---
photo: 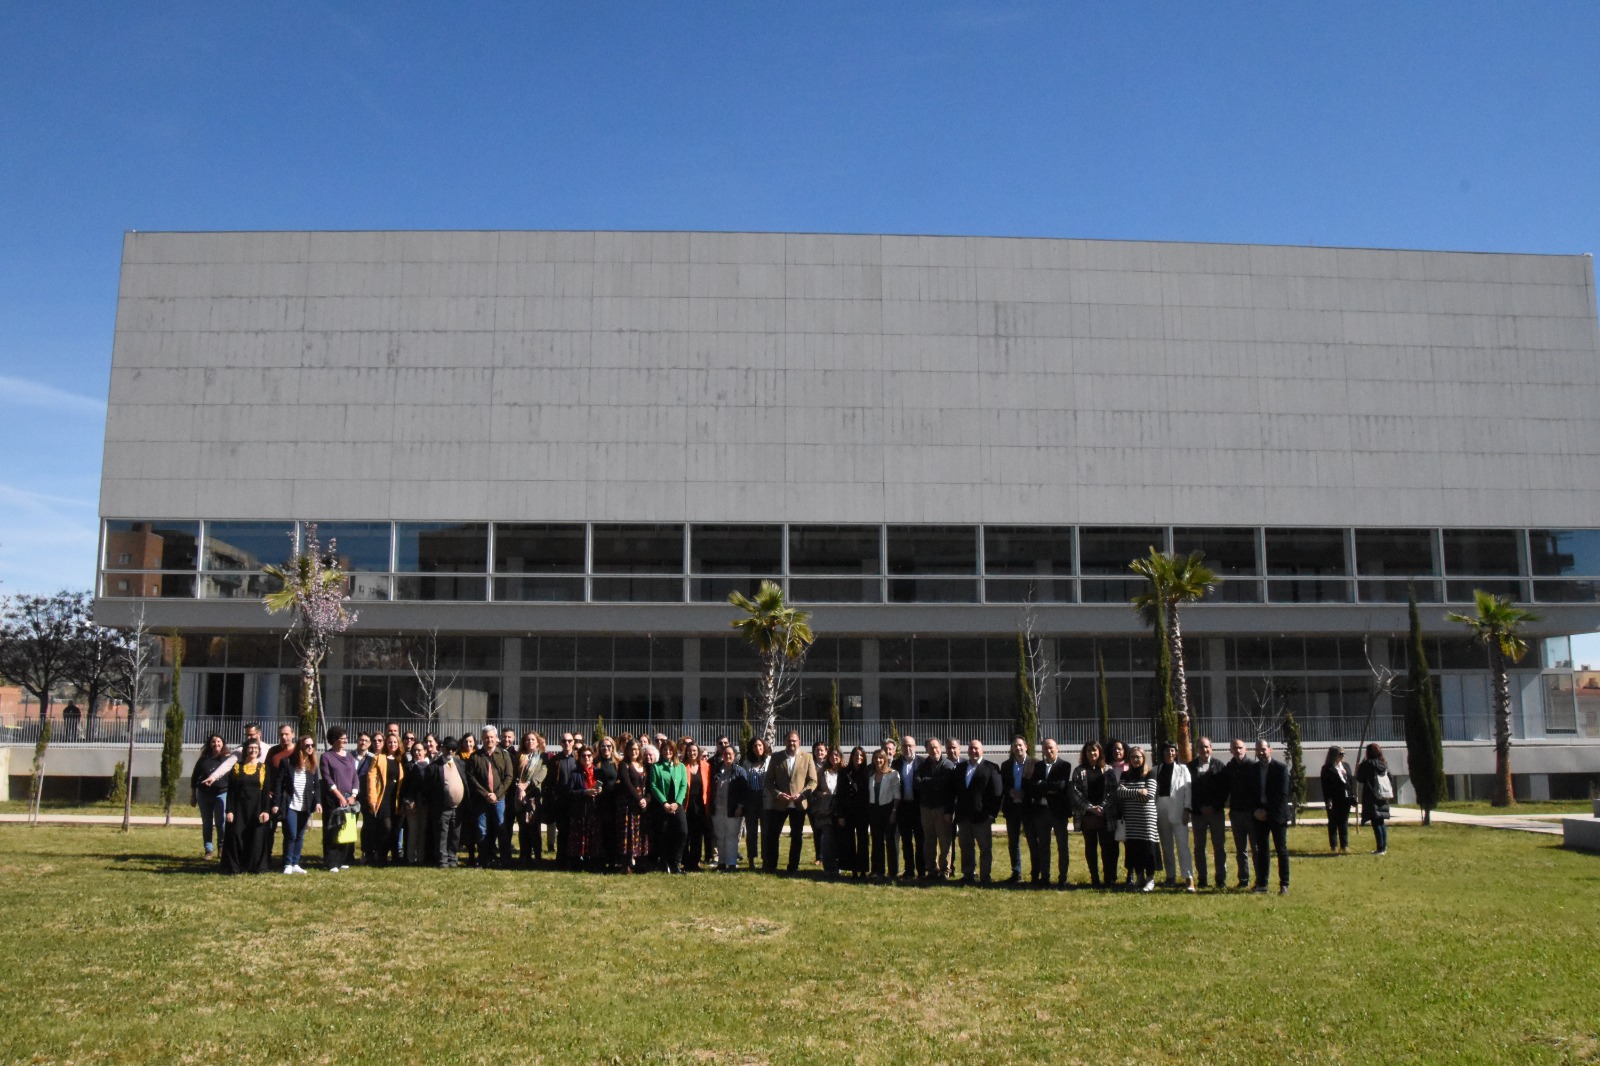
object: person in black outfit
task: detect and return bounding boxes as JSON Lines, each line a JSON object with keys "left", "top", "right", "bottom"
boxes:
{"left": 1070, "top": 741, "right": 1116, "bottom": 889}
{"left": 998, "top": 736, "right": 1035, "bottom": 884}
{"left": 1026, "top": 737, "right": 1073, "bottom": 886}
{"left": 1224, "top": 737, "right": 1258, "bottom": 889}
{"left": 545, "top": 732, "right": 578, "bottom": 868}
{"left": 836, "top": 747, "right": 872, "bottom": 878}
{"left": 1188, "top": 735, "right": 1230, "bottom": 889}
{"left": 1249, "top": 738, "right": 1292, "bottom": 895}
{"left": 1321, "top": 745, "right": 1357, "bottom": 853}
{"left": 953, "top": 740, "right": 1003, "bottom": 883}
{"left": 889, "top": 737, "right": 922, "bottom": 881}
{"left": 593, "top": 736, "right": 621, "bottom": 871}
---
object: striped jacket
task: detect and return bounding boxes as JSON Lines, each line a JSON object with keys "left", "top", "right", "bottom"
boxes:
{"left": 1115, "top": 771, "right": 1159, "bottom": 843}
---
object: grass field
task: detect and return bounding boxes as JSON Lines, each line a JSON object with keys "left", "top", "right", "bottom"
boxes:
{"left": 1, "top": 822, "right": 1597, "bottom": 1065}
{"left": 1423, "top": 800, "right": 1596, "bottom": 817}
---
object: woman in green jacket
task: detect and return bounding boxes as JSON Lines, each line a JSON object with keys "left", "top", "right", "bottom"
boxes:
{"left": 648, "top": 739, "right": 690, "bottom": 874}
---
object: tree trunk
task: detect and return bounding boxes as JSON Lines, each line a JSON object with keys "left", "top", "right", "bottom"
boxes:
{"left": 122, "top": 700, "right": 137, "bottom": 832}
{"left": 1491, "top": 645, "right": 1515, "bottom": 807}
{"left": 1169, "top": 608, "right": 1193, "bottom": 762}
{"left": 759, "top": 654, "right": 779, "bottom": 749}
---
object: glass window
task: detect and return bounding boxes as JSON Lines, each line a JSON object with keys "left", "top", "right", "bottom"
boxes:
{"left": 690, "top": 525, "right": 782, "bottom": 574}
{"left": 1231, "top": 638, "right": 1272, "bottom": 672}
{"left": 461, "top": 637, "right": 502, "bottom": 672}
{"left": 879, "top": 638, "right": 913, "bottom": 673}
{"left": 651, "top": 637, "right": 684, "bottom": 672}
{"left": 1442, "top": 529, "right": 1522, "bottom": 576}
{"left": 1079, "top": 578, "right": 1143, "bottom": 603}
{"left": 1359, "top": 579, "right": 1442, "bottom": 603}
{"left": 591, "top": 524, "right": 683, "bottom": 574}
{"left": 226, "top": 635, "right": 282, "bottom": 670}
{"left": 396, "top": 522, "right": 488, "bottom": 572}
{"left": 1533, "top": 580, "right": 1600, "bottom": 604}
{"left": 692, "top": 576, "right": 778, "bottom": 603}
{"left": 888, "top": 578, "right": 979, "bottom": 603}
{"left": 887, "top": 525, "right": 977, "bottom": 575}
{"left": 532, "top": 675, "right": 575, "bottom": 718}
{"left": 1529, "top": 530, "right": 1600, "bottom": 577}
{"left": 1172, "top": 527, "right": 1258, "bottom": 575}
{"left": 1544, "top": 674, "right": 1577, "bottom": 734}
{"left": 613, "top": 637, "right": 652, "bottom": 672}
{"left": 103, "top": 520, "right": 199, "bottom": 571}
{"left": 788, "top": 525, "right": 880, "bottom": 575}
{"left": 983, "top": 526, "right": 1072, "bottom": 575}
{"left": 576, "top": 638, "right": 612, "bottom": 672}
{"left": 985, "top": 578, "right": 1074, "bottom": 603}
{"left": 1265, "top": 529, "right": 1347, "bottom": 576}
{"left": 494, "top": 523, "right": 584, "bottom": 574}
{"left": 392, "top": 575, "right": 486, "bottom": 601}
{"left": 201, "top": 572, "right": 284, "bottom": 599}
{"left": 1267, "top": 578, "right": 1352, "bottom": 603}
{"left": 1355, "top": 529, "right": 1436, "bottom": 577}
{"left": 203, "top": 521, "right": 296, "bottom": 572}
{"left": 1446, "top": 579, "right": 1522, "bottom": 603}
{"left": 788, "top": 578, "right": 881, "bottom": 603}
{"left": 949, "top": 638, "right": 987, "bottom": 673}
{"left": 494, "top": 576, "right": 585, "bottom": 602}
{"left": 912, "top": 639, "right": 950, "bottom": 673}
{"left": 537, "top": 636, "right": 577, "bottom": 673}
{"left": 1079, "top": 527, "right": 1166, "bottom": 575}
{"left": 590, "top": 576, "right": 683, "bottom": 602}
{"left": 304, "top": 522, "right": 391, "bottom": 572}
{"left": 102, "top": 573, "right": 194, "bottom": 598}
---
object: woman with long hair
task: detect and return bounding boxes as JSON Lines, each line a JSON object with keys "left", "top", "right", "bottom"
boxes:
{"left": 222, "top": 737, "right": 273, "bottom": 875}
{"left": 1357, "top": 742, "right": 1394, "bottom": 856}
{"left": 566, "top": 745, "right": 604, "bottom": 870}
{"left": 650, "top": 739, "right": 689, "bottom": 874}
{"left": 190, "top": 732, "right": 231, "bottom": 860}
{"left": 740, "top": 736, "right": 770, "bottom": 872}
{"left": 1321, "top": 745, "right": 1356, "bottom": 854}
{"left": 617, "top": 738, "right": 650, "bottom": 874}
{"left": 1115, "top": 746, "right": 1160, "bottom": 891}
{"left": 271, "top": 735, "right": 321, "bottom": 875}
{"left": 1071, "top": 740, "right": 1116, "bottom": 889}
{"left": 867, "top": 748, "right": 900, "bottom": 880}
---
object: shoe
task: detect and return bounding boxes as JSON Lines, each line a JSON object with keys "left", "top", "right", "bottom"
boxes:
{"left": 328, "top": 867, "right": 341, "bottom": 874}
{"left": 1141, "top": 880, "right": 1155, "bottom": 893}
{"left": 1250, "top": 886, "right": 1268, "bottom": 894}
{"left": 1279, "top": 886, "right": 1289, "bottom": 895}
{"left": 1185, "top": 881, "right": 1197, "bottom": 894}
{"left": 340, "top": 865, "right": 351, "bottom": 871}
{"left": 1162, "top": 878, "right": 1177, "bottom": 887}
{"left": 1375, "top": 850, "right": 1387, "bottom": 856}
{"left": 203, "top": 848, "right": 213, "bottom": 858}
{"left": 282, "top": 865, "right": 294, "bottom": 875}
{"left": 292, "top": 865, "right": 307, "bottom": 874}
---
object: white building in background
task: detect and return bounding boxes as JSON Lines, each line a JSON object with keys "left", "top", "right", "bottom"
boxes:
{"left": 85, "top": 230, "right": 1600, "bottom": 800}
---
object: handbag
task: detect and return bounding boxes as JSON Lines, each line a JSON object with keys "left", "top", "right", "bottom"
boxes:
{"left": 336, "top": 806, "right": 360, "bottom": 845}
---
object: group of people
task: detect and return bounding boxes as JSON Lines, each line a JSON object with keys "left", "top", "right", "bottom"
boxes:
{"left": 189, "top": 720, "right": 1397, "bottom": 892}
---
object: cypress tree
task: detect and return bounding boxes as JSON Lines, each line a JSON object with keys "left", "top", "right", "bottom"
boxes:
{"left": 1013, "top": 633, "right": 1038, "bottom": 755}
{"left": 159, "top": 635, "right": 185, "bottom": 826}
{"left": 827, "top": 679, "right": 842, "bottom": 753}
{"left": 1096, "top": 646, "right": 1112, "bottom": 748}
{"left": 1284, "top": 709, "right": 1307, "bottom": 823}
{"left": 886, "top": 718, "right": 900, "bottom": 750}
{"left": 1404, "top": 591, "right": 1446, "bottom": 824}
{"left": 109, "top": 761, "right": 128, "bottom": 809}
{"left": 592, "top": 714, "right": 607, "bottom": 748}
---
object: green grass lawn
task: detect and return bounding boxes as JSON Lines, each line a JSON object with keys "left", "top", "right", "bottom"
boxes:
{"left": 1414, "top": 800, "right": 1597, "bottom": 817}
{"left": 0, "top": 800, "right": 173, "bottom": 817}
{"left": 1, "top": 824, "right": 1597, "bottom": 1065}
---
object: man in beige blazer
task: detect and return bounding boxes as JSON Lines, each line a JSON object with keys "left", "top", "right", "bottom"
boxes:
{"left": 762, "top": 730, "right": 818, "bottom": 874}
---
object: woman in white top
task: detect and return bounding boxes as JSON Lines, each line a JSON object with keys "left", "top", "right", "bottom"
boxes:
{"left": 271, "top": 736, "right": 322, "bottom": 874}
{"left": 1155, "top": 742, "right": 1195, "bottom": 892}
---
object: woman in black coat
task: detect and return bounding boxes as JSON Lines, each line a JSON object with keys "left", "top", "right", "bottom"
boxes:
{"left": 222, "top": 738, "right": 273, "bottom": 875}
{"left": 1320, "top": 745, "right": 1357, "bottom": 854}
{"left": 1357, "top": 743, "right": 1394, "bottom": 856}
{"left": 834, "top": 746, "right": 871, "bottom": 879}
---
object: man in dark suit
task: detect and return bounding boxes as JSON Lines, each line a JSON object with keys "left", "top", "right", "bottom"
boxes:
{"left": 1188, "top": 736, "right": 1229, "bottom": 890}
{"left": 914, "top": 738, "right": 956, "bottom": 880}
{"left": 998, "top": 735, "right": 1035, "bottom": 884}
{"left": 1224, "top": 737, "right": 1257, "bottom": 889}
{"left": 1249, "top": 738, "right": 1292, "bottom": 895}
{"left": 953, "top": 739, "right": 1003, "bottom": 883}
{"left": 890, "top": 735, "right": 922, "bottom": 881}
{"left": 1026, "top": 737, "right": 1073, "bottom": 886}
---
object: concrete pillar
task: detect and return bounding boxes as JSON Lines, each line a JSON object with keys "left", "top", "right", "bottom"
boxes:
{"left": 502, "top": 638, "right": 521, "bottom": 719}
{"left": 0, "top": 746, "right": 9, "bottom": 801}
{"left": 861, "top": 639, "right": 880, "bottom": 739}
{"left": 1206, "top": 638, "right": 1227, "bottom": 732}
{"left": 682, "top": 638, "right": 701, "bottom": 731}
{"left": 1529, "top": 773, "right": 1552, "bottom": 801}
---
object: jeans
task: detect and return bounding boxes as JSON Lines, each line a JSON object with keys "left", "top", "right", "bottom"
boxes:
{"left": 956, "top": 817, "right": 994, "bottom": 881}
{"left": 1371, "top": 817, "right": 1388, "bottom": 852}
{"left": 434, "top": 805, "right": 460, "bottom": 867}
{"left": 1230, "top": 811, "right": 1255, "bottom": 886}
{"left": 476, "top": 798, "right": 506, "bottom": 866}
{"left": 282, "top": 807, "right": 313, "bottom": 868}
{"left": 1003, "top": 809, "right": 1029, "bottom": 877}
{"left": 1192, "top": 808, "right": 1228, "bottom": 886}
{"left": 200, "top": 794, "right": 227, "bottom": 853}
{"left": 1251, "top": 820, "right": 1290, "bottom": 888}
{"left": 741, "top": 806, "right": 763, "bottom": 868}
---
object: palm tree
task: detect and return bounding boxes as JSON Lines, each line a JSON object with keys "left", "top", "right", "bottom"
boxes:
{"left": 1447, "top": 589, "right": 1538, "bottom": 808}
{"left": 728, "top": 580, "right": 815, "bottom": 747}
{"left": 1131, "top": 548, "right": 1219, "bottom": 763}
{"left": 263, "top": 524, "right": 357, "bottom": 739}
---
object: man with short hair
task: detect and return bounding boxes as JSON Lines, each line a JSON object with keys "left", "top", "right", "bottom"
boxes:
{"left": 1188, "top": 736, "right": 1229, "bottom": 889}
{"left": 354, "top": 732, "right": 375, "bottom": 783}
{"left": 1250, "top": 738, "right": 1292, "bottom": 895}
{"left": 1225, "top": 737, "right": 1257, "bottom": 889}
{"left": 545, "top": 732, "right": 578, "bottom": 866}
{"left": 914, "top": 738, "right": 956, "bottom": 880}
{"left": 427, "top": 735, "right": 468, "bottom": 868}
{"left": 467, "top": 726, "right": 514, "bottom": 868}
{"left": 1026, "top": 737, "right": 1072, "bottom": 886}
{"left": 264, "top": 723, "right": 297, "bottom": 864}
{"left": 999, "top": 735, "right": 1036, "bottom": 884}
{"left": 237, "top": 722, "right": 264, "bottom": 759}
{"left": 953, "top": 739, "right": 1003, "bottom": 884}
{"left": 762, "top": 731, "right": 817, "bottom": 873}
{"left": 890, "top": 735, "right": 922, "bottom": 880}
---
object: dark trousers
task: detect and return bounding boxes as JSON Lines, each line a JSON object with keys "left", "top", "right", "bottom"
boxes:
{"left": 1082, "top": 827, "right": 1115, "bottom": 886}
{"left": 896, "top": 801, "right": 922, "bottom": 877}
{"left": 518, "top": 806, "right": 542, "bottom": 863}
{"left": 1029, "top": 810, "right": 1071, "bottom": 882}
{"left": 1003, "top": 809, "right": 1029, "bottom": 877}
{"left": 809, "top": 809, "right": 836, "bottom": 873}
{"left": 1192, "top": 808, "right": 1228, "bottom": 887}
{"left": 742, "top": 806, "right": 763, "bottom": 868}
{"left": 322, "top": 808, "right": 356, "bottom": 870}
{"left": 659, "top": 805, "right": 688, "bottom": 870}
{"left": 845, "top": 818, "right": 869, "bottom": 876}
{"left": 476, "top": 799, "right": 506, "bottom": 867}
{"left": 1126, "top": 838, "right": 1158, "bottom": 882}
{"left": 363, "top": 809, "right": 400, "bottom": 865}
{"left": 1251, "top": 820, "right": 1290, "bottom": 888}
{"left": 1229, "top": 811, "right": 1255, "bottom": 886}
{"left": 762, "top": 808, "right": 805, "bottom": 872}
{"left": 685, "top": 806, "right": 711, "bottom": 870}
{"left": 1327, "top": 802, "right": 1352, "bottom": 850}
{"left": 434, "top": 806, "right": 460, "bottom": 867}
{"left": 868, "top": 806, "right": 899, "bottom": 877}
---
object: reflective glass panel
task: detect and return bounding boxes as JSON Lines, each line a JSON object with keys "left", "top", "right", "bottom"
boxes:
{"left": 204, "top": 521, "right": 296, "bottom": 572}
{"left": 788, "top": 525, "right": 880, "bottom": 574}
{"left": 201, "top": 572, "right": 284, "bottom": 599}
{"left": 887, "top": 525, "right": 977, "bottom": 575}
{"left": 1533, "top": 580, "right": 1600, "bottom": 603}
{"left": 1355, "top": 529, "right": 1436, "bottom": 577}
{"left": 888, "top": 578, "right": 979, "bottom": 603}
{"left": 392, "top": 575, "right": 486, "bottom": 601}
{"left": 494, "top": 523, "right": 584, "bottom": 574}
{"left": 691, "top": 576, "right": 780, "bottom": 603}
{"left": 591, "top": 524, "right": 683, "bottom": 574}
{"left": 396, "top": 522, "right": 488, "bottom": 572}
{"left": 690, "top": 525, "right": 782, "bottom": 574}
{"left": 305, "top": 521, "right": 391, "bottom": 572}
{"left": 1267, "top": 578, "right": 1353, "bottom": 603}
{"left": 590, "top": 576, "right": 683, "bottom": 602}
{"left": 1446, "top": 579, "right": 1522, "bottom": 602}
{"left": 1171, "top": 527, "right": 1258, "bottom": 575}
{"left": 983, "top": 526, "right": 1072, "bottom": 575}
{"left": 1528, "top": 529, "right": 1600, "bottom": 577}
{"left": 1265, "top": 528, "right": 1347, "bottom": 575}
{"left": 104, "top": 520, "right": 199, "bottom": 571}
{"left": 788, "top": 578, "right": 881, "bottom": 603}
{"left": 494, "top": 576, "right": 585, "bottom": 602}
{"left": 1442, "top": 529, "right": 1522, "bottom": 576}
{"left": 1079, "top": 527, "right": 1165, "bottom": 575}
{"left": 1079, "top": 578, "right": 1143, "bottom": 603}
{"left": 984, "top": 578, "right": 1073, "bottom": 603}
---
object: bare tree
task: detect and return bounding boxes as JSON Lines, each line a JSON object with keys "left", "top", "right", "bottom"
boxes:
{"left": 401, "top": 629, "right": 460, "bottom": 728}
{"left": 1017, "top": 602, "right": 1065, "bottom": 752}
{"left": 114, "top": 609, "right": 158, "bottom": 832}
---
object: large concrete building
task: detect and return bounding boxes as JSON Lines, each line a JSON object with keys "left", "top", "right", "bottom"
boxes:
{"left": 88, "top": 230, "right": 1600, "bottom": 798}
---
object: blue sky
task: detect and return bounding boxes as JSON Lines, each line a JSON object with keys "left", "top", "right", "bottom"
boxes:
{"left": 3, "top": 2, "right": 1599, "bottom": 645}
